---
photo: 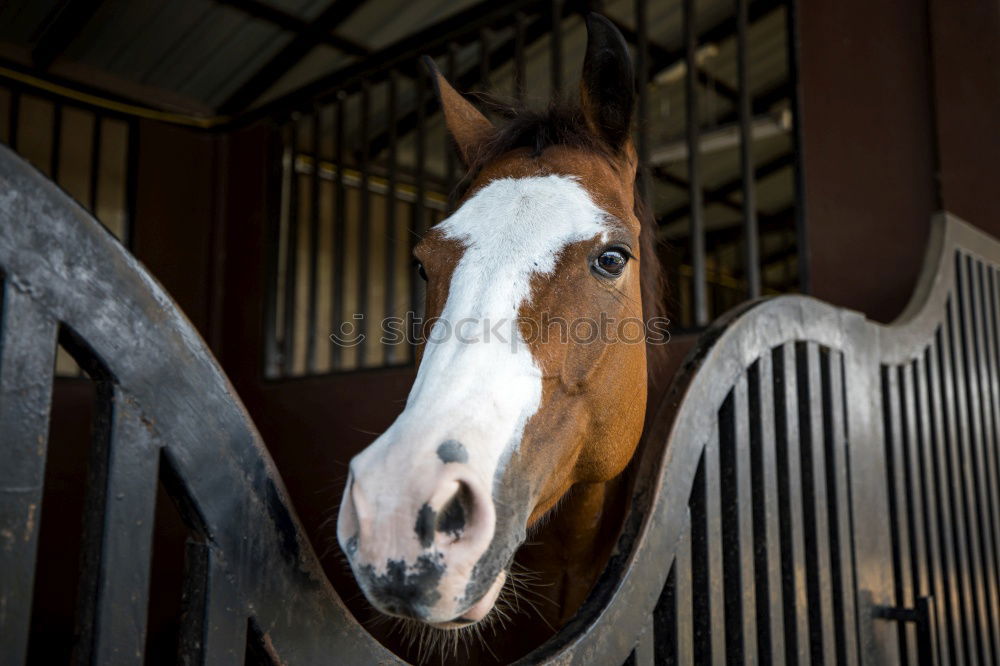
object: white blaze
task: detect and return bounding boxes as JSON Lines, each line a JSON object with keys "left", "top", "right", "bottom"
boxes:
{"left": 346, "top": 174, "right": 610, "bottom": 599}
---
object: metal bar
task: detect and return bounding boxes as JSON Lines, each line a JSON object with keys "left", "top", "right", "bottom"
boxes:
{"left": 479, "top": 28, "right": 491, "bottom": 89}
{"left": 0, "top": 287, "right": 57, "bottom": 665}
{"left": 550, "top": 0, "right": 563, "bottom": 95}
{"left": 385, "top": 72, "right": 399, "bottom": 364}
{"left": 215, "top": 0, "right": 368, "bottom": 55}
{"left": 798, "top": 342, "right": 835, "bottom": 665}
{"left": 88, "top": 112, "right": 102, "bottom": 212}
{"left": 957, "top": 254, "right": 1000, "bottom": 661}
{"left": 305, "top": 108, "right": 321, "bottom": 373}
{"left": 358, "top": 82, "right": 372, "bottom": 367}
{"left": 124, "top": 118, "right": 139, "bottom": 248}
{"left": 6, "top": 88, "right": 20, "bottom": 150}
{"left": 773, "top": 343, "right": 810, "bottom": 663}
{"left": 410, "top": 69, "right": 428, "bottom": 362}
{"left": 50, "top": 102, "right": 63, "bottom": 180}
{"left": 331, "top": 97, "right": 346, "bottom": 369}
{"left": 281, "top": 118, "right": 300, "bottom": 376}
{"left": 683, "top": 0, "right": 707, "bottom": 327}
{"left": 635, "top": 0, "right": 652, "bottom": 203}
{"left": 176, "top": 541, "right": 247, "bottom": 665}
{"left": 514, "top": 12, "right": 527, "bottom": 101}
{"left": 736, "top": 0, "right": 760, "bottom": 298}
{"left": 654, "top": 558, "right": 678, "bottom": 664}
{"left": 942, "top": 302, "right": 984, "bottom": 665}
{"left": 826, "top": 351, "right": 860, "bottom": 666}
{"left": 676, "top": 511, "right": 694, "bottom": 664}
{"left": 657, "top": 153, "right": 794, "bottom": 228}
{"left": 720, "top": 376, "right": 757, "bottom": 663}
{"left": 218, "top": 0, "right": 369, "bottom": 114}
{"left": 77, "top": 388, "right": 160, "bottom": 664}
{"left": 263, "top": 127, "right": 284, "bottom": 378}
{"left": 915, "top": 352, "right": 952, "bottom": 666}
{"left": 979, "top": 261, "right": 1000, "bottom": 624}
{"left": 883, "top": 364, "right": 915, "bottom": 662}
{"left": 901, "top": 363, "right": 926, "bottom": 663}
{"left": 784, "top": 0, "right": 809, "bottom": 292}
{"left": 690, "top": 429, "right": 724, "bottom": 665}
{"left": 749, "top": 356, "right": 786, "bottom": 665}
{"left": 445, "top": 44, "right": 458, "bottom": 207}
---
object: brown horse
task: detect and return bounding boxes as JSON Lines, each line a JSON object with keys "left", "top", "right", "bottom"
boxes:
{"left": 337, "top": 14, "right": 667, "bottom": 662}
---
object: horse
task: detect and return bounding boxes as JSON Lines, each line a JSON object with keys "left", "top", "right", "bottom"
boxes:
{"left": 336, "top": 14, "right": 668, "bottom": 662}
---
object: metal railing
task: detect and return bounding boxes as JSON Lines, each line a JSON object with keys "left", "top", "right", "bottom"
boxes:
{"left": 264, "top": 0, "right": 806, "bottom": 378}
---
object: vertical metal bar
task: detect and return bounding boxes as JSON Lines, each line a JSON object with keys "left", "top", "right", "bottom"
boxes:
{"left": 720, "top": 376, "right": 758, "bottom": 663}
{"left": 654, "top": 560, "right": 678, "bottom": 664}
{"left": 956, "top": 255, "right": 1000, "bottom": 661}
{"left": 6, "top": 88, "right": 19, "bottom": 150}
{"left": 915, "top": 353, "right": 951, "bottom": 666}
{"left": 784, "top": 0, "right": 810, "bottom": 293}
{"left": 263, "top": 127, "right": 285, "bottom": 379}
{"left": 676, "top": 511, "right": 694, "bottom": 664}
{"left": 691, "top": 428, "right": 725, "bottom": 666}
{"left": 773, "top": 343, "right": 810, "bottom": 663}
{"left": 281, "top": 118, "right": 300, "bottom": 377}
{"left": 331, "top": 96, "right": 346, "bottom": 369}
{"left": 89, "top": 112, "right": 103, "bottom": 213}
{"left": 0, "top": 287, "right": 57, "bottom": 665}
{"left": 305, "top": 108, "right": 322, "bottom": 374}
{"left": 750, "top": 356, "right": 786, "bottom": 665}
{"left": 479, "top": 28, "right": 491, "bottom": 89}
{"left": 358, "top": 82, "right": 372, "bottom": 368}
{"left": 124, "top": 119, "right": 139, "bottom": 249}
{"left": 737, "top": 0, "right": 760, "bottom": 298}
{"left": 900, "top": 363, "right": 925, "bottom": 663}
{"left": 798, "top": 342, "right": 836, "bottom": 665}
{"left": 385, "top": 72, "right": 399, "bottom": 364}
{"left": 77, "top": 389, "right": 160, "bottom": 664}
{"left": 941, "top": 303, "right": 984, "bottom": 666}
{"left": 883, "top": 364, "right": 915, "bottom": 662}
{"left": 684, "top": 0, "right": 707, "bottom": 327}
{"left": 411, "top": 68, "right": 428, "bottom": 358}
{"left": 50, "top": 102, "right": 63, "bottom": 180}
{"left": 635, "top": 0, "right": 652, "bottom": 202}
{"left": 445, "top": 44, "right": 458, "bottom": 207}
{"left": 550, "top": 0, "right": 563, "bottom": 95}
{"left": 827, "top": 351, "right": 860, "bottom": 666}
{"left": 177, "top": 541, "right": 247, "bottom": 665}
{"left": 514, "top": 12, "right": 527, "bottom": 101}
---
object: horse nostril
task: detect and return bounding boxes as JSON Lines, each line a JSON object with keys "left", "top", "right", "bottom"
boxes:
{"left": 436, "top": 481, "right": 471, "bottom": 541}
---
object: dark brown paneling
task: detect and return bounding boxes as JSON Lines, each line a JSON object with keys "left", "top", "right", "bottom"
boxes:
{"left": 131, "top": 121, "right": 219, "bottom": 337}
{"left": 797, "top": 0, "right": 936, "bottom": 323}
{"left": 928, "top": 0, "right": 1000, "bottom": 238}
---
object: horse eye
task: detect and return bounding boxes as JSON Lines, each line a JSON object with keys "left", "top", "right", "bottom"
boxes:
{"left": 594, "top": 250, "right": 628, "bottom": 277}
{"left": 416, "top": 262, "right": 428, "bottom": 281}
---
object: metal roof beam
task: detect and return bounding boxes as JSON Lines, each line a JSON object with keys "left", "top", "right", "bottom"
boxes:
{"left": 216, "top": 0, "right": 368, "bottom": 56}
{"left": 218, "top": 0, "right": 370, "bottom": 115}
{"left": 31, "top": 0, "right": 104, "bottom": 70}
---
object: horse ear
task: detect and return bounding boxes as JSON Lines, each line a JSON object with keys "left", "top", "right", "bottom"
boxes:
{"left": 580, "top": 13, "right": 635, "bottom": 151}
{"left": 422, "top": 55, "right": 494, "bottom": 166}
